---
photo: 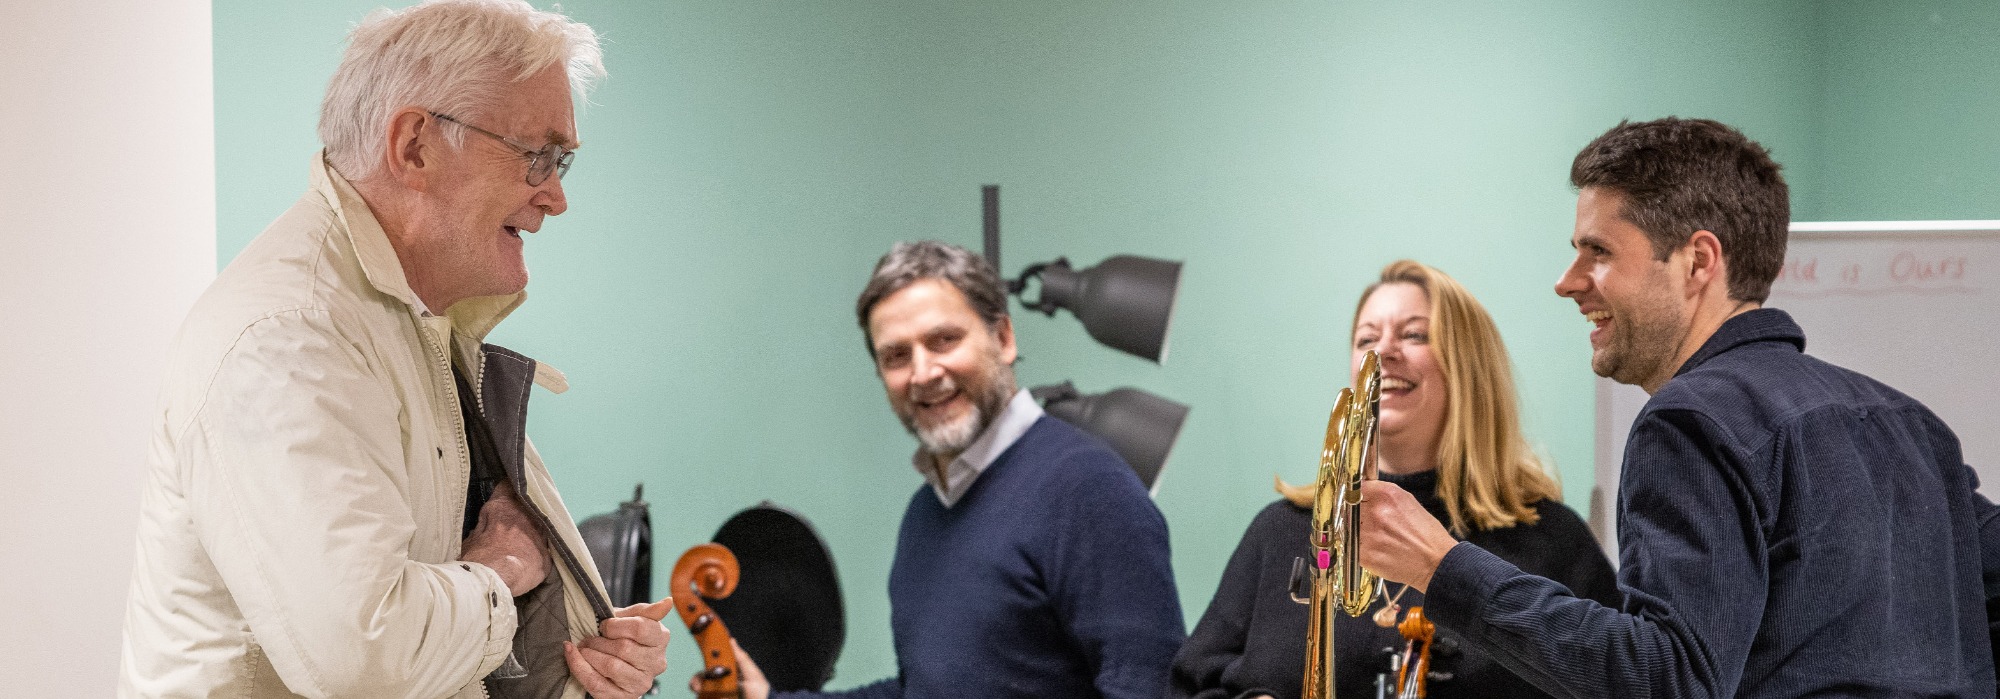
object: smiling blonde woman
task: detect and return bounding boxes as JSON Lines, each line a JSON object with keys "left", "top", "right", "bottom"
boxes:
{"left": 1169, "top": 260, "right": 1617, "bottom": 699}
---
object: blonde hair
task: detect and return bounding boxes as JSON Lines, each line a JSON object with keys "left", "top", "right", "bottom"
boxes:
{"left": 319, "top": 0, "right": 606, "bottom": 180}
{"left": 1280, "top": 260, "right": 1560, "bottom": 534}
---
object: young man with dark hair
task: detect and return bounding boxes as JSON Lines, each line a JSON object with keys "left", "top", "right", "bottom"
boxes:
{"left": 1356, "top": 117, "right": 2000, "bottom": 697}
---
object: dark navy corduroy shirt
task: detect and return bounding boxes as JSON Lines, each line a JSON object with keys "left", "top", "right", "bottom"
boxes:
{"left": 779, "top": 416, "right": 1185, "bottom": 699}
{"left": 1427, "top": 308, "right": 2000, "bottom": 698}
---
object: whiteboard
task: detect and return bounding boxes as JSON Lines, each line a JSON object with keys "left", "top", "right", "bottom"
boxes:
{"left": 1588, "top": 221, "right": 2000, "bottom": 554}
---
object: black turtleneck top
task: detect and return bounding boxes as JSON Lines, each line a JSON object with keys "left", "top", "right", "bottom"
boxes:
{"left": 1169, "top": 469, "right": 1618, "bottom": 699}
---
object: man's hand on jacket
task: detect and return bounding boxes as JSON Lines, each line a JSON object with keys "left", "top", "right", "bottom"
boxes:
{"left": 565, "top": 601, "right": 673, "bottom": 699}
{"left": 459, "top": 482, "right": 551, "bottom": 596}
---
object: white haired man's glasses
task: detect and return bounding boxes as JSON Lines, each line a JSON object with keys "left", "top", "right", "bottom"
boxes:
{"left": 428, "top": 111, "right": 574, "bottom": 187}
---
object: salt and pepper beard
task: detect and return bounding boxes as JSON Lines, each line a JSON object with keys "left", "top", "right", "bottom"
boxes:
{"left": 898, "top": 350, "right": 1016, "bottom": 458}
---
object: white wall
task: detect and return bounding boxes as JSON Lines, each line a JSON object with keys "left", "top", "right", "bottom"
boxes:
{"left": 0, "top": 1, "right": 214, "bottom": 694}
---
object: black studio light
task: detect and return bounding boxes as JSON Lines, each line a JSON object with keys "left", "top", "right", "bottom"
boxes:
{"left": 981, "top": 185, "right": 1190, "bottom": 490}
{"left": 1011, "top": 255, "right": 1182, "bottom": 364}
{"left": 576, "top": 484, "right": 652, "bottom": 608}
{"left": 1030, "top": 381, "right": 1189, "bottom": 492}
{"left": 983, "top": 186, "right": 1183, "bottom": 364}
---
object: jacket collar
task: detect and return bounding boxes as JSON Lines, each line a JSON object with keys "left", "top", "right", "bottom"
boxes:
{"left": 310, "top": 152, "right": 525, "bottom": 341}
{"left": 1673, "top": 307, "right": 1807, "bottom": 379}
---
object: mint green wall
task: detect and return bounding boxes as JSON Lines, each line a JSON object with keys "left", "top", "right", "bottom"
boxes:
{"left": 215, "top": 0, "right": 1996, "bottom": 689}
{"left": 1812, "top": 0, "right": 2000, "bottom": 220}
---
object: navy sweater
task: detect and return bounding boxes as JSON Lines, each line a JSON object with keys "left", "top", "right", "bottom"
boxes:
{"left": 779, "top": 417, "right": 1185, "bottom": 699}
{"left": 1427, "top": 309, "right": 2000, "bottom": 697}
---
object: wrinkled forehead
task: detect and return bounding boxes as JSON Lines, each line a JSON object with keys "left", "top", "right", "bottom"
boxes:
{"left": 869, "top": 280, "right": 980, "bottom": 338}
{"left": 491, "top": 67, "right": 581, "bottom": 149}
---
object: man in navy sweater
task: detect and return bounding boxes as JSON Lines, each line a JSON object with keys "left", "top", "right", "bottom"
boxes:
{"left": 1356, "top": 117, "right": 2000, "bottom": 697}
{"left": 734, "top": 240, "right": 1186, "bottom": 699}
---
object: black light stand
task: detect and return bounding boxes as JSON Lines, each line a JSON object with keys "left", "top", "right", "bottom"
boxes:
{"left": 980, "top": 185, "right": 1190, "bottom": 491}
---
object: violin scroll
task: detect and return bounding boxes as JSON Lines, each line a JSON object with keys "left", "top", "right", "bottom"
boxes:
{"left": 671, "top": 543, "right": 742, "bottom": 699}
{"left": 1392, "top": 605, "right": 1436, "bottom": 699}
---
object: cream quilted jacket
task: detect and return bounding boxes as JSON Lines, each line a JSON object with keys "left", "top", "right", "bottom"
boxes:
{"left": 120, "top": 154, "right": 611, "bottom": 699}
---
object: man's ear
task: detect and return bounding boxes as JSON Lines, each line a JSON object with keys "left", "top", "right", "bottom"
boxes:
{"left": 381, "top": 108, "right": 438, "bottom": 191}
{"left": 1683, "top": 229, "right": 1727, "bottom": 299}
{"left": 992, "top": 315, "right": 1018, "bottom": 365}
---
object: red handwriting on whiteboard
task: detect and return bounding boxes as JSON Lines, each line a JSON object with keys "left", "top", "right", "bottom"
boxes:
{"left": 1889, "top": 252, "right": 1968, "bottom": 282}
{"left": 1778, "top": 258, "right": 1817, "bottom": 283}
{"left": 1772, "top": 251, "right": 1975, "bottom": 297}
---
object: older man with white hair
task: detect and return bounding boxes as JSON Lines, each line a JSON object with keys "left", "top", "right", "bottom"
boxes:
{"left": 119, "top": 2, "right": 668, "bottom": 697}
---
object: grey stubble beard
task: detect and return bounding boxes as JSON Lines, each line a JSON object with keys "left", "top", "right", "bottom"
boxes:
{"left": 905, "top": 359, "right": 1016, "bottom": 458}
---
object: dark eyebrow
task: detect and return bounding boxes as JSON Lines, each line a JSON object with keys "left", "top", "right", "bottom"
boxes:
{"left": 873, "top": 322, "right": 961, "bottom": 353}
{"left": 925, "top": 322, "right": 967, "bottom": 338}
{"left": 547, "top": 130, "right": 578, "bottom": 150}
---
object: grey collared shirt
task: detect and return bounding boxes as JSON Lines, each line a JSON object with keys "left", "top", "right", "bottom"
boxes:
{"left": 912, "top": 388, "right": 1043, "bottom": 508}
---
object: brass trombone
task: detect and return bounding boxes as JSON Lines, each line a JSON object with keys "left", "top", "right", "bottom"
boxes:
{"left": 1291, "top": 349, "right": 1385, "bottom": 699}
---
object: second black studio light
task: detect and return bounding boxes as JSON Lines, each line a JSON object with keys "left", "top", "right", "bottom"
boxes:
{"left": 1031, "top": 381, "right": 1190, "bottom": 492}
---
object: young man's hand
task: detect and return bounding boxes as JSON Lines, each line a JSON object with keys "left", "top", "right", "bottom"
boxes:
{"left": 691, "top": 639, "right": 771, "bottom": 699}
{"left": 1357, "top": 479, "right": 1461, "bottom": 592}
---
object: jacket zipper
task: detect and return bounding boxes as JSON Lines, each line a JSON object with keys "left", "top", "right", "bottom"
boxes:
{"left": 480, "top": 351, "right": 614, "bottom": 622}
{"left": 426, "top": 323, "right": 497, "bottom": 698}
{"left": 430, "top": 322, "right": 473, "bottom": 554}
{"left": 444, "top": 330, "right": 614, "bottom": 622}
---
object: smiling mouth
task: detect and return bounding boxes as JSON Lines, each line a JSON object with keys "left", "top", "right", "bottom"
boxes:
{"left": 913, "top": 390, "right": 960, "bottom": 414}
{"left": 1584, "top": 310, "right": 1613, "bottom": 344}
{"left": 1585, "top": 310, "right": 1612, "bottom": 335}
{"left": 1380, "top": 376, "right": 1416, "bottom": 393}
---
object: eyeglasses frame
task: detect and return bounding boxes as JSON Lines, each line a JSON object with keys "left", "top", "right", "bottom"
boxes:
{"left": 427, "top": 110, "right": 574, "bottom": 187}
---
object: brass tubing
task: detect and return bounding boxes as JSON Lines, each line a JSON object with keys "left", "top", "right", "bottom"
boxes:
{"left": 1299, "top": 350, "right": 1385, "bottom": 699}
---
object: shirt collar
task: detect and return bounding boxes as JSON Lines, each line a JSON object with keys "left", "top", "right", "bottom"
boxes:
{"left": 1673, "top": 307, "right": 1807, "bottom": 379}
{"left": 310, "top": 151, "right": 522, "bottom": 339}
{"left": 912, "top": 388, "right": 1044, "bottom": 508}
